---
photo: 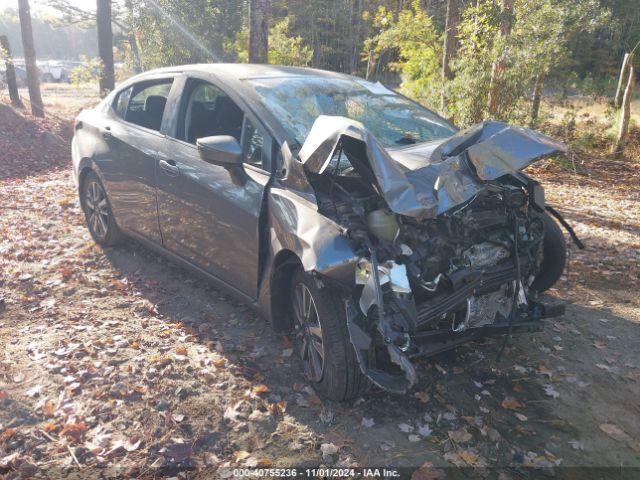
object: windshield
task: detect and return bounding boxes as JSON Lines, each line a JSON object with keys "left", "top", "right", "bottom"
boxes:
{"left": 245, "top": 76, "right": 456, "bottom": 149}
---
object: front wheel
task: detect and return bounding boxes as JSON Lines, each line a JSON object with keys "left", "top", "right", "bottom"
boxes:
{"left": 532, "top": 213, "right": 567, "bottom": 292}
{"left": 81, "top": 171, "right": 125, "bottom": 247}
{"left": 291, "top": 269, "right": 369, "bottom": 401}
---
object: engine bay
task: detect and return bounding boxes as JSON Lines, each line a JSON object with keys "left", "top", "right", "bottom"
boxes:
{"left": 307, "top": 145, "right": 552, "bottom": 393}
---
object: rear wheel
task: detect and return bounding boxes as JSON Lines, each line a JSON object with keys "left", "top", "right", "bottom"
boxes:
{"left": 291, "top": 269, "right": 369, "bottom": 401}
{"left": 532, "top": 213, "right": 567, "bottom": 292}
{"left": 81, "top": 171, "right": 125, "bottom": 246}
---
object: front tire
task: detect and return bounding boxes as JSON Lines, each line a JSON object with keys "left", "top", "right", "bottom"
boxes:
{"left": 532, "top": 213, "right": 567, "bottom": 292}
{"left": 81, "top": 171, "right": 125, "bottom": 247}
{"left": 291, "top": 269, "right": 369, "bottom": 401}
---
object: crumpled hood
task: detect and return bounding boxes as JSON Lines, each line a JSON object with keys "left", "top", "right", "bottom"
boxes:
{"left": 298, "top": 116, "right": 566, "bottom": 220}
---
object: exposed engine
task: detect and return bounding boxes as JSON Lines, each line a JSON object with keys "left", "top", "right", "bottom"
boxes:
{"left": 308, "top": 160, "right": 548, "bottom": 392}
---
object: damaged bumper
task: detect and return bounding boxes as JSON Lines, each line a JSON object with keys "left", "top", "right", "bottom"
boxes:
{"left": 344, "top": 252, "right": 566, "bottom": 394}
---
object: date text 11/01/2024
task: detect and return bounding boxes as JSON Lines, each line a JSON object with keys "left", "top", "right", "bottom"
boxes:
{"left": 229, "top": 467, "right": 402, "bottom": 477}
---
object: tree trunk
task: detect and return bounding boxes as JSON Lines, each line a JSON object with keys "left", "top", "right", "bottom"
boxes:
{"left": 365, "top": 50, "right": 374, "bottom": 80}
{"left": 611, "top": 62, "right": 635, "bottom": 157}
{"left": 349, "top": 0, "right": 361, "bottom": 75}
{"left": 0, "top": 35, "right": 24, "bottom": 109}
{"left": 17, "top": 0, "right": 44, "bottom": 117}
{"left": 124, "top": 0, "right": 142, "bottom": 73}
{"left": 530, "top": 72, "right": 544, "bottom": 128}
{"left": 441, "top": 0, "right": 460, "bottom": 111}
{"left": 614, "top": 52, "right": 632, "bottom": 109}
{"left": 486, "top": 0, "right": 514, "bottom": 117}
{"left": 442, "top": 0, "right": 459, "bottom": 82}
{"left": 97, "top": 0, "right": 115, "bottom": 97}
{"left": 249, "top": 0, "right": 270, "bottom": 64}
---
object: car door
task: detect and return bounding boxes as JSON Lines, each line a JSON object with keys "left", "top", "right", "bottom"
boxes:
{"left": 156, "top": 75, "right": 272, "bottom": 298}
{"left": 96, "top": 77, "right": 175, "bottom": 244}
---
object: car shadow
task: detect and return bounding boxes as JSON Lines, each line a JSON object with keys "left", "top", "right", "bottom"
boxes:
{"left": 98, "top": 237, "right": 640, "bottom": 470}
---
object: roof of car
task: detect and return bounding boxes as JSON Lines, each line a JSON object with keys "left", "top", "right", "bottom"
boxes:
{"left": 132, "top": 63, "right": 356, "bottom": 84}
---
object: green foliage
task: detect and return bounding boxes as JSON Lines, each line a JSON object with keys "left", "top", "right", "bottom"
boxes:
{"left": 231, "top": 25, "right": 249, "bottom": 64}
{"left": 369, "top": 3, "right": 442, "bottom": 109}
{"left": 130, "top": 0, "right": 245, "bottom": 68}
{"left": 364, "top": 0, "right": 612, "bottom": 126}
{"left": 233, "top": 17, "right": 314, "bottom": 66}
{"left": 446, "top": 1, "right": 501, "bottom": 124}
{"left": 69, "top": 56, "right": 103, "bottom": 85}
{"left": 268, "top": 18, "right": 313, "bottom": 66}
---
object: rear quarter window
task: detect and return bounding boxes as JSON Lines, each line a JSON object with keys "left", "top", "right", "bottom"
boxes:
{"left": 113, "top": 86, "right": 133, "bottom": 118}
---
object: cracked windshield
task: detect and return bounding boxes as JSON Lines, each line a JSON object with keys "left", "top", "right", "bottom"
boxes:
{"left": 247, "top": 76, "right": 456, "bottom": 148}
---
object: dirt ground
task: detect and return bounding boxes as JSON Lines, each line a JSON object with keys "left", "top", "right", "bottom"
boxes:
{"left": 0, "top": 96, "right": 639, "bottom": 479}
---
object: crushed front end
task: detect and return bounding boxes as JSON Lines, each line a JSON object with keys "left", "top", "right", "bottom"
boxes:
{"left": 295, "top": 118, "right": 573, "bottom": 393}
{"left": 343, "top": 181, "right": 563, "bottom": 393}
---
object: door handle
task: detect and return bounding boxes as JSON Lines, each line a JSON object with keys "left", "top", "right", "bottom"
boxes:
{"left": 101, "top": 126, "right": 112, "bottom": 139}
{"left": 159, "top": 159, "right": 179, "bottom": 176}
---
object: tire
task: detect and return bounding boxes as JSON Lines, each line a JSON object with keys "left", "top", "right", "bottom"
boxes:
{"left": 80, "top": 171, "right": 125, "bottom": 247}
{"left": 291, "top": 269, "right": 369, "bottom": 401}
{"left": 532, "top": 213, "right": 567, "bottom": 292}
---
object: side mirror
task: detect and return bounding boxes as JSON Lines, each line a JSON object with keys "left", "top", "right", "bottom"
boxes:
{"left": 197, "top": 135, "right": 243, "bottom": 166}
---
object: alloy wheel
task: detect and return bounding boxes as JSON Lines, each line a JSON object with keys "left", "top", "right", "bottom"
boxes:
{"left": 84, "top": 180, "right": 110, "bottom": 240}
{"left": 292, "top": 282, "right": 325, "bottom": 382}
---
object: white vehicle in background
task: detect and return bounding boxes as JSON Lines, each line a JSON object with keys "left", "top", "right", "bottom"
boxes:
{"left": 38, "top": 61, "right": 70, "bottom": 83}
{"left": 1, "top": 59, "right": 71, "bottom": 85}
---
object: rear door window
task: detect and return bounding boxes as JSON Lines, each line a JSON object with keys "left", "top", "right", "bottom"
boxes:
{"left": 122, "top": 80, "right": 173, "bottom": 132}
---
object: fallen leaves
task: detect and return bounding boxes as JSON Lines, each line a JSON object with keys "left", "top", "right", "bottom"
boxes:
{"left": 41, "top": 421, "right": 59, "bottom": 433}
{"left": 448, "top": 427, "right": 472, "bottom": 444}
{"left": 162, "top": 442, "right": 192, "bottom": 463}
{"left": 515, "top": 413, "right": 528, "bottom": 422}
{"left": 251, "top": 384, "right": 269, "bottom": 396}
{"left": 568, "top": 439, "right": 585, "bottom": 450}
{"left": 268, "top": 400, "right": 287, "bottom": 416}
{"left": 417, "top": 424, "right": 433, "bottom": 438}
{"left": 361, "top": 417, "right": 375, "bottom": 428}
{"left": 543, "top": 385, "right": 560, "bottom": 399}
{"left": 599, "top": 423, "right": 632, "bottom": 443}
{"left": 25, "top": 384, "right": 42, "bottom": 398}
{"left": 41, "top": 399, "right": 57, "bottom": 418}
{"left": 459, "top": 449, "right": 481, "bottom": 466}
{"left": 501, "top": 396, "right": 523, "bottom": 410}
{"left": 411, "top": 462, "right": 446, "bottom": 480}
{"left": 59, "top": 421, "right": 89, "bottom": 442}
{"left": 444, "top": 449, "right": 487, "bottom": 467}
{"left": 398, "top": 423, "right": 413, "bottom": 433}
{"left": 414, "top": 390, "right": 430, "bottom": 403}
{"left": 212, "top": 358, "right": 227, "bottom": 367}
{"left": 320, "top": 442, "right": 339, "bottom": 461}
{"left": 0, "top": 428, "right": 17, "bottom": 442}
{"left": 124, "top": 437, "right": 142, "bottom": 452}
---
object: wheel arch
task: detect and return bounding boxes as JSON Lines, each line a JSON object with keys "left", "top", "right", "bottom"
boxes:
{"left": 77, "top": 161, "right": 109, "bottom": 205}
{"left": 77, "top": 163, "right": 95, "bottom": 207}
{"left": 78, "top": 163, "right": 93, "bottom": 186}
{"left": 267, "top": 249, "right": 303, "bottom": 333}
